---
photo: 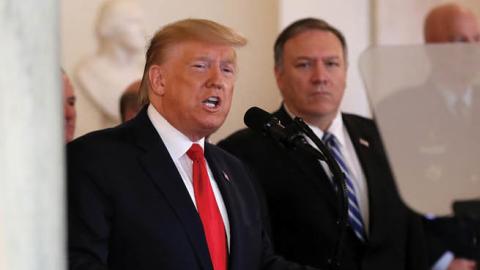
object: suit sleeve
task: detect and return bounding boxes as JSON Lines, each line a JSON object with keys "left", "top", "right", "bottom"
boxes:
{"left": 236, "top": 156, "right": 323, "bottom": 270}
{"left": 259, "top": 230, "right": 326, "bottom": 270}
{"left": 67, "top": 143, "right": 112, "bottom": 270}
{"left": 404, "top": 209, "right": 429, "bottom": 270}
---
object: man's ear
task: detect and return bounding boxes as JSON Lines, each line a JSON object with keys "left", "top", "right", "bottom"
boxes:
{"left": 274, "top": 65, "right": 284, "bottom": 90}
{"left": 148, "top": 65, "right": 166, "bottom": 96}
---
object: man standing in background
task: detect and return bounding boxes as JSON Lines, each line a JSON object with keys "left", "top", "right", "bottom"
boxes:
{"left": 119, "top": 79, "right": 141, "bottom": 122}
{"left": 424, "top": 3, "right": 480, "bottom": 43}
{"left": 423, "top": 3, "right": 479, "bottom": 270}
{"left": 63, "top": 70, "right": 76, "bottom": 143}
{"left": 219, "top": 18, "right": 428, "bottom": 270}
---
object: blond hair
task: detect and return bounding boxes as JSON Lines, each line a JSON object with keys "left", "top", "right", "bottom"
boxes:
{"left": 139, "top": 18, "right": 247, "bottom": 104}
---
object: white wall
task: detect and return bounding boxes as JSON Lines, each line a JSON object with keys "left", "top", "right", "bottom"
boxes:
{"left": 374, "top": 0, "right": 480, "bottom": 45}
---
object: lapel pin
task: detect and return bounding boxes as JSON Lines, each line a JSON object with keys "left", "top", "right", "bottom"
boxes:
{"left": 222, "top": 171, "right": 231, "bottom": 183}
{"left": 359, "top": 138, "right": 370, "bottom": 148}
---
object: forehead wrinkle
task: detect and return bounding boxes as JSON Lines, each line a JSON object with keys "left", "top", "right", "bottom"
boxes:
{"left": 187, "top": 47, "right": 236, "bottom": 59}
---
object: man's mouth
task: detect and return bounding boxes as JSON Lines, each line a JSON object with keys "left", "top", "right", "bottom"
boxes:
{"left": 202, "top": 96, "right": 220, "bottom": 108}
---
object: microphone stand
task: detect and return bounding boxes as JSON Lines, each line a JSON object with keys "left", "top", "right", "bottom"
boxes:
{"left": 264, "top": 116, "right": 327, "bottom": 161}
{"left": 291, "top": 117, "right": 349, "bottom": 270}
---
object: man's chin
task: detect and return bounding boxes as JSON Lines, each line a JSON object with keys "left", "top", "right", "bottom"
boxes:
{"left": 199, "top": 119, "right": 226, "bottom": 137}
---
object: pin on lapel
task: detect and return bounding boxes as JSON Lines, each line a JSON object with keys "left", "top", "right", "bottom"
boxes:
{"left": 222, "top": 171, "right": 231, "bottom": 183}
{"left": 359, "top": 138, "right": 370, "bottom": 147}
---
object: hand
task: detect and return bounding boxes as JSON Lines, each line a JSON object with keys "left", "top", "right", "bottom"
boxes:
{"left": 447, "top": 258, "right": 477, "bottom": 270}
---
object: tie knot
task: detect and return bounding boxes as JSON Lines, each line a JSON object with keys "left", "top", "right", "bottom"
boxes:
{"left": 322, "top": 132, "right": 337, "bottom": 147}
{"left": 187, "top": 144, "right": 204, "bottom": 162}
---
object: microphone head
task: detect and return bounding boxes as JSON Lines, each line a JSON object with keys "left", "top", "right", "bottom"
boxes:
{"left": 244, "top": 107, "right": 272, "bottom": 132}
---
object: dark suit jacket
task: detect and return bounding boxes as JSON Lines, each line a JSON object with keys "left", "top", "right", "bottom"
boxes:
{"left": 67, "top": 107, "right": 320, "bottom": 270}
{"left": 218, "top": 106, "right": 428, "bottom": 270}
{"left": 424, "top": 216, "right": 480, "bottom": 263}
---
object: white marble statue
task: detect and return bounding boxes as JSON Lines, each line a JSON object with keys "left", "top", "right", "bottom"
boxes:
{"left": 75, "top": 0, "right": 146, "bottom": 127}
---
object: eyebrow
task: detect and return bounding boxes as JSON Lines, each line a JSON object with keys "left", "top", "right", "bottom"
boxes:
{"left": 221, "top": 59, "right": 235, "bottom": 66}
{"left": 295, "top": 56, "right": 314, "bottom": 61}
{"left": 190, "top": 56, "right": 236, "bottom": 66}
{"left": 191, "top": 56, "right": 211, "bottom": 62}
{"left": 294, "top": 55, "right": 341, "bottom": 61}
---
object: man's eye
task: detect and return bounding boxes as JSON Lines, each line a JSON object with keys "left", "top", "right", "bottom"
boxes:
{"left": 192, "top": 63, "right": 207, "bottom": 69}
{"left": 222, "top": 67, "right": 234, "bottom": 74}
{"left": 67, "top": 98, "right": 76, "bottom": 106}
{"left": 295, "top": 62, "right": 311, "bottom": 68}
{"left": 325, "top": 61, "right": 340, "bottom": 68}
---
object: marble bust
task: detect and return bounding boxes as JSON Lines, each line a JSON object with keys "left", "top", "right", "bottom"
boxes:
{"left": 75, "top": 0, "right": 146, "bottom": 126}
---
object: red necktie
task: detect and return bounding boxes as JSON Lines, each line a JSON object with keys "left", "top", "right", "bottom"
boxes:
{"left": 187, "top": 144, "right": 227, "bottom": 270}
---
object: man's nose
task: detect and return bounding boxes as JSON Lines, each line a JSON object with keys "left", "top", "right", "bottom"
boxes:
{"left": 311, "top": 63, "right": 328, "bottom": 84}
{"left": 206, "top": 67, "right": 226, "bottom": 90}
{"left": 65, "top": 105, "right": 76, "bottom": 120}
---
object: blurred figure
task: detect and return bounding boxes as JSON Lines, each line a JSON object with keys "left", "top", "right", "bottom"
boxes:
{"left": 377, "top": 4, "right": 480, "bottom": 270}
{"left": 424, "top": 4, "right": 479, "bottom": 270}
{"left": 120, "top": 79, "right": 141, "bottom": 122}
{"left": 63, "top": 70, "right": 76, "bottom": 143}
{"left": 425, "top": 3, "right": 480, "bottom": 43}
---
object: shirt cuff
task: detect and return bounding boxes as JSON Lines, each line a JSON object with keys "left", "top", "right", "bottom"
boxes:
{"left": 432, "top": 251, "right": 454, "bottom": 270}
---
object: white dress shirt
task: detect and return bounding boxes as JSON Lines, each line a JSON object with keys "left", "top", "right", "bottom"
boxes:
{"left": 147, "top": 104, "right": 231, "bottom": 249}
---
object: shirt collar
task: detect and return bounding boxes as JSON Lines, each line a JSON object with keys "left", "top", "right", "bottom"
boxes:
{"left": 147, "top": 104, "right": 205, "bottom": 159}
{"left": 283, "top": 104, "right": 346, "bottom": 147}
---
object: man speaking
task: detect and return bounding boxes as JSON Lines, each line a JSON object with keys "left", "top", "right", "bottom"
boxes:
{"left": 67, "top": 18, "right": 319, "bottom": 270}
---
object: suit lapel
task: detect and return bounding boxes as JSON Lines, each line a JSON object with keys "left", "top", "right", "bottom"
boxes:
{"left": 342, "top": 114, "right": 384, "bottom": 244}
{"left": 133, "top": 108, "right": 213, "bottom": 270}
{"left": 289, "top": 147, "right": 339, "bottom": 208}
{"left": 274, "top": 107, "right": 339, "bottom": 209}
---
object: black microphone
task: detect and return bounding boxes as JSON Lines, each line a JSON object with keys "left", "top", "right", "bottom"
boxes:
{"left": 244, "top": 107, "right": 324, "bottom": 160}
{"left": 245, "top": 107, "right": 347, "bottom": 270}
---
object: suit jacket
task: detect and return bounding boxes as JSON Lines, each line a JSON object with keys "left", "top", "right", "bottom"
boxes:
{"left": 424, "top": 216, "right": 480, "bottom": 263}
{"left": 218, "top": 106, "right": 428, "bottom": 270}
{"left": 67, "top": 107, "right": 320, "bottom": 270}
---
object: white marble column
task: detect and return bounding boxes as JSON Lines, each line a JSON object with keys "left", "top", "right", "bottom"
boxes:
{"left": 0, "top": 1, "right": 65, "bottom": 270}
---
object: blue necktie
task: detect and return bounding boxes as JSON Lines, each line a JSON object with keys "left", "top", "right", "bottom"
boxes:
{"left": 323, "top": 132, "right": 366, "bottom": 242}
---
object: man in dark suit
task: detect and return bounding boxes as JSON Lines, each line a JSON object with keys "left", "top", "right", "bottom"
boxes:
{"left": 67, "top": 18, "right": 320, "bottom": 270}
{"left": 218, "top": 18, "right": 428, "bottom": 270}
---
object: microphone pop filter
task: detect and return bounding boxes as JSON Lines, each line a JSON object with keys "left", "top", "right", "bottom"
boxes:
{"left": 243, "top": 106, "right": 271, "bottom": 132}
